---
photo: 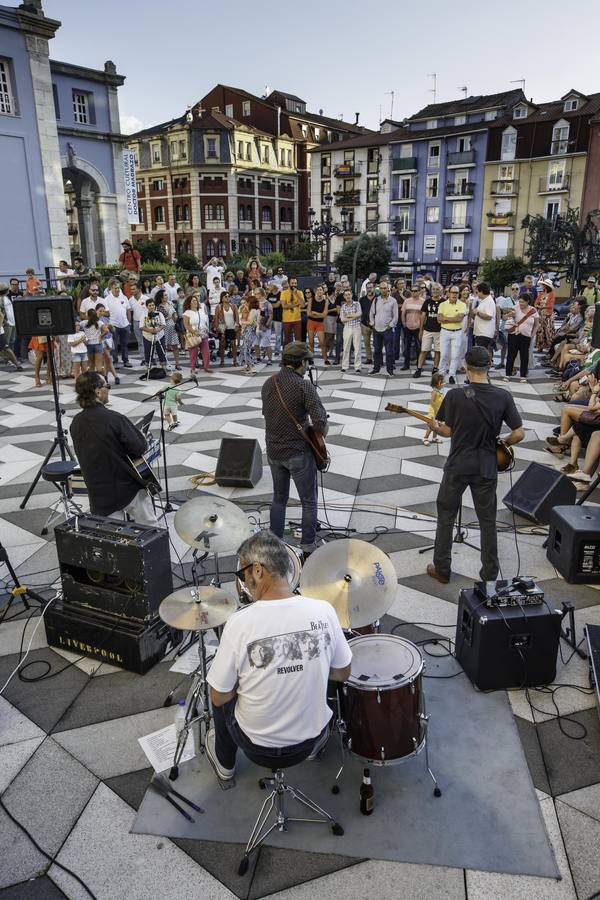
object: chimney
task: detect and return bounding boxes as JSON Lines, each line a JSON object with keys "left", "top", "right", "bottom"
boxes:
{"left": 354, "top": 112, "right": 360, "bottom": 125}
{"left": 319, "top": 108, "right": 323, "bottom": 116}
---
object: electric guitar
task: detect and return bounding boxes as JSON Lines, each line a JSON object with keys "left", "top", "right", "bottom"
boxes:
{"left": 384, "top": 403, "right": 515, "bottom": 472}
{"left": 128, "top": 436, "right": 162, "bottom": 496}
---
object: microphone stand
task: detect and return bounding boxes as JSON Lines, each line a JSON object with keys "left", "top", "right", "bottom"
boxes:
{"left": 144, "top": 376, "right": 198, "bottom": 515}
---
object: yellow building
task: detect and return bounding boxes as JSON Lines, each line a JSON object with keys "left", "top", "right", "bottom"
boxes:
{"left": 480, "top": 91, "right": 600, "bottom": 291}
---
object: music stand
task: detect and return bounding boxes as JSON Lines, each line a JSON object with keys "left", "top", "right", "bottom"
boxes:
{"left": 13, "top": 297, "right": 76, "bottom": 510}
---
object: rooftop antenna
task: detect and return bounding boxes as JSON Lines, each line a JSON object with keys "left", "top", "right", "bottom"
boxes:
{"left": 379, "top": 103, "right": 382, "bottom": 125}
{"left": 428, "top": 73, "right": 437, "bottom": 104}
{"left": 385, "top": 90, "right": 395, "bottom": 121}
{"left": 510, "top": 78, "right": 526, "bottom": 93}
{"left": 457, "top": 85, "right": 468, "bottom": 98}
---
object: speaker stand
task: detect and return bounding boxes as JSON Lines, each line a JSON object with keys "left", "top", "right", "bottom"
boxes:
{"left": 419, "top": 501, "right": 480, "bottom": 555}
{"left": 560, "top": 601, "right": 588, "bottom": 660}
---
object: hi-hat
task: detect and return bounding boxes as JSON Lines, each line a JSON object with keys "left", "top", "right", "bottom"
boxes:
{"left": 174, "top": 495, "right": 252, "bottom": 554}
{"left": 299, "top": 538, "right": 396, "bottom": 629}
{"left": 159, "top": 585, "right": 237, "bottom": 631}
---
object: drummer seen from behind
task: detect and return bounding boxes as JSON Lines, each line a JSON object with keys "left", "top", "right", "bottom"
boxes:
{"left": 205, "top": 531, "right": 352, "bottom": 781}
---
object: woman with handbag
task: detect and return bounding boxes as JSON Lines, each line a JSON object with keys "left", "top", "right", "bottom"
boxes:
{"left": 239, "top": 296, "right": 259, "bottom": 374}
{"left": 534, "top": 278, "right": 555, "bottom": 352}
{"left": 183, "top": 295, "right": 212, "bottom": 376}
{"left": 156, "top": 288, "right": 181, "bottom": 371}
{"left": 213, "top": 292, "right": 239, "bottom": 368}
{"left": 502, "top": 293, "right": 539, "bottom": 382}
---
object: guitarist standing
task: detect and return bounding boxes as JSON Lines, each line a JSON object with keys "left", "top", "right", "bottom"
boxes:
{"left": 426, "top": 347, "right": 524, "bottom": 585}
{"left": 261, "top": 342, "right": 328, "bottom": 556}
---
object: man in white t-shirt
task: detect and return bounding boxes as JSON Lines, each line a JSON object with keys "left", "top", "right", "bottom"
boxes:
{"left": 203, "top": 256, "right": 225, "bottom": 291}
{"left": 105, "top": 279, "right": 133, "bottom": 367}
{"left": 206, "top": 531, "right": 352, "bottom": 780}
{"left": 207, "top": 276, "right": 223, "bottom": 319}
{"left": 163, "top": 272, "right": 180, "bottom": 304}
{"left": 472, "top": 282, "right": 497, "bottom": 361}
{"left": 360, "top": 272, "right": 377, "bottom": 297}
{"left": 128, "top": 284, "right": 150, "bottom": 353}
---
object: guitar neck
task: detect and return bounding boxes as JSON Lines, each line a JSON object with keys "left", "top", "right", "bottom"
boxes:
{"left": 385, "top": 404, "right": 435, "bottom": 428}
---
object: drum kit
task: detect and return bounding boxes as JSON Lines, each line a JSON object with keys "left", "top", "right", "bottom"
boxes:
{"left": 158, "top": 496, "right": 441, "bottom": 796}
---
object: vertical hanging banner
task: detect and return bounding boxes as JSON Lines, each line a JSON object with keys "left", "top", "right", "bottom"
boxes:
{"left": 122, "top": 149, "right": 139, "bottom": 224}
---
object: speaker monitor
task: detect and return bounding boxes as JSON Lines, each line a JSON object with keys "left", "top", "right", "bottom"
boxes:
{"left": 455, "top": 587, "right": 562, "bottom": 690}
{"left": 13, "top": 295, "right": 75, "bottom": 336}
{"left": 215, "top": 438, "right": 263, "bottom": 488}
{"left": 546, "top": 505, "right": 600, "bottom": 583}
{"left": 502, "top": 462, "right": 576, "bottom": 525}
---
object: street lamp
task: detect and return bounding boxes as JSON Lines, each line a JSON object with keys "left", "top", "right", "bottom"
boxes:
{"left": 308, "top": 194, "right": 349, "bottom": 273}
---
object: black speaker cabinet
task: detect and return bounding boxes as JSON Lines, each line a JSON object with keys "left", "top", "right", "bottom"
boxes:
{"left": 546, "top": 505, "right": 600, "bottom": 583}
{"left": 455, "top": 588, "right": 562, "bottom": 690}
{"left": 44, "top": 599, "right": 181, "bottom": 674}
{"left": 503, "top": 462, "right": 576, "bottom": 525}
{"left": 215, "top": 437, "right": 263, "bottom": 488}
{"left": 55, "top": 516, "right": 173, "bottom": 623}
{"left": 13, "top": 295, "right": 75, "bottom": 336}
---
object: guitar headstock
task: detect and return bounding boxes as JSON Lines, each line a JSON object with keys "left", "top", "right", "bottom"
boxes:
{"left": 385, "top": 403, "right": 407, "bottom": 414}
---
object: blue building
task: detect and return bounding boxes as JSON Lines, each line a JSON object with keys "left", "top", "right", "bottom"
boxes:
{"left": 0, "top": 0, "right": 128, "bottom": 280}
{"left": 388, "top": 90, "right": 525, "bottom": 283}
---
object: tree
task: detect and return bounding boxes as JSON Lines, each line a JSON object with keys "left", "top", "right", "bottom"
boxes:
{"left": 174, "top": 251, "right": 200, "bottom": 270}
{"left": 522, "top": 208, "right": 600, "bottom": 287}
{"left": 285, "top": 240, "right": 319, "bottom": 277}
{"left": 333, "top": 234, "right": 391, "bottom": 281}
{"left": 133, "top": 238, "right": 167, "bottom": 263}
{"left": 479, "top": 255, "right": 526, "bottom": 293}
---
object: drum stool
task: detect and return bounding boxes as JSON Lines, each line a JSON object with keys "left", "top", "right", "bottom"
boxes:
{"left": 238, "top": 743, "right": 344, "bottom": 876}
{"left": 41, "top": 460, "right": 84, "bottom": 535}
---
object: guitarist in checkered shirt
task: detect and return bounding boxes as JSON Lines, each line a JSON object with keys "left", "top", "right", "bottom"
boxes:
{"left": 261, "top": 341, "right": 328, "bottom": 557}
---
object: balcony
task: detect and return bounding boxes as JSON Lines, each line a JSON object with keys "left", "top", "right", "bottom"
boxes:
{"left": 484, "top": 247, "right": 510, "bottom": 260}
{"left": 259, "top": 181, "right": 275, "bottom": 195}
{"left": 334, "top": 189, "right": 360, "bottom": 206}
{"left": 334, "top": 163, "right": 356, "bottom": 177}
{"left": 446, "top": 181, "right": 475, "bottom": 198}
{"left": 443, "top": 216, "right": 472, "bottom": 231}
{"left": 391, "top": 184, "right": 417, "bottom": 202}
{"left": 447, "top": 149, "right": 476, "bottom": 167}
{"left": 261, "top": 221, "right": 272, "bottom": 230}
{"left": 200, "top": 178, "right": 227, "bottom": 193}
{"left": 487, "top": 213, "right": 514, "bottom": 229}
{"left": 491, "top": 179, "right": 519, "bottom": 196}
{"left": 237, "top": 179, "right": 254, "bottom": 194}
{"left": 238, "top": 221, "right": 254, "bottom": 230}
{"left": 392, "top": 156, "right": 418, "bottom": 172}
{"left": 393, "top": 217, "right": 415, "bottom": 235}
{"left": 538, "top": 175, "right": 570, "bottom": 194}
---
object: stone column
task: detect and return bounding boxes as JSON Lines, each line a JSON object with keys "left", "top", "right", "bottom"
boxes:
{"left": 78, "top": 197, "right": 96, "bottom": 267}
{"left": 96, "top": 195, "right": 120, "bottom": 265}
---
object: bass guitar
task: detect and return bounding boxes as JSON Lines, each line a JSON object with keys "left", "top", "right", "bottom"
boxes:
{"left": 384, "top": 403, "right": 515, "bottom": 472}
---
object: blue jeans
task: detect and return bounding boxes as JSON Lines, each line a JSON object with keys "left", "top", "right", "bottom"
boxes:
{"left": 269, "top": 450, "right": 317, "bottom": 549}
{"left": 373, "top": 328, "right": 395, "bottom": 373}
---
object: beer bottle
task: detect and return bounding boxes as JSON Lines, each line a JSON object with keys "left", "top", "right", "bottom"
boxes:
{"left": 360, "top": 768, "right": 374, "bottom": 815}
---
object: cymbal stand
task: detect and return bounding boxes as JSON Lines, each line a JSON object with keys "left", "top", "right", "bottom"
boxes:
{"left": 169, "top": 623, "right": 214, "bottom": 782}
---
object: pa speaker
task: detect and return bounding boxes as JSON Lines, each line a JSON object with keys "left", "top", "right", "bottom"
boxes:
{"left": 546, "top": 505, "right": 600, "bottom": 583}
{"left": 215, "top": 438, "right": 263, "bottom": 488}
{"left": 13, "top": 296, "right": 75, "bottom": 336}
{"left": 503, "top": 462, "right": 576, "bottom": 525}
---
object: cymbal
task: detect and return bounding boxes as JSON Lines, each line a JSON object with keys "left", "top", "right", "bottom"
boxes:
{"left": 159, "top": 585, "right": 237, "bottom": 631}
{"left": 299, "top": 539, "right": 397, "bottom": 629}
{"left": 174, "top": 495, "right": 252, "bottom": 554}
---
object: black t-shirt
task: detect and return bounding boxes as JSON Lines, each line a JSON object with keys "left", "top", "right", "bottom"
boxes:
{"left": 421, "top": 297, "right": 442, "bottom": 333}
{"left": 308, "top": 295, "right": 327, "bottom": 320}
{"left": 270, "top": 292, "right": 282, "bottom": 322}
{"left": 359, "top": 296, "right": 374, "bottom": 326}
{"left": 438, "top": 384, "right": 522, "bottom": 479}
{"left": 70, "top": 405, "right": 147, "bottom": 516}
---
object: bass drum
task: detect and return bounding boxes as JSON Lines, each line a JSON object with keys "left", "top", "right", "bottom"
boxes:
{"left": 236, "top": 542, "right": 303, "bottom": 605}
{"left": 344, "top": 634, "right": 425, "bottom": 766}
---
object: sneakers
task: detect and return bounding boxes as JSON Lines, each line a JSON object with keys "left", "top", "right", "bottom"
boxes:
{"left": 448, "top": 376, "right": 456, "bottom": 385}
{"left": 205, "top": 728, "right": 235, "bottom": 781}
{"left": 423, "top": 438, "right": 430, "bottom": 446}
{"left": 414, "top": 368, "right": 422, "bottom": 378}
{"left": 369, "top": 368, "right": 381, "bottom": 375}
{"left": 123, "top": 362, "right": 133, "bottom": 368}
{"left": 266, "top": 359, "right": 272, "bottom": 366}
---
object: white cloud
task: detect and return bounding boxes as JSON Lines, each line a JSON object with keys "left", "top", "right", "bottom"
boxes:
{"left": 120, "top": 113, "right": 145, "bottom": 134}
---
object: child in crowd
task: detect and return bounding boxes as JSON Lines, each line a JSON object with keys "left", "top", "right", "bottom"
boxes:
{"left": 423, "top": 372, "right": 445, "bottom": 446}
{"left": 25, "top": 268, "right": 42, "bottom": 295}
{"left": 164, "top": 371, "right": 183, "bottom": 430}
{"left": 67, "top": 320, "right": 87, "bottom": 378}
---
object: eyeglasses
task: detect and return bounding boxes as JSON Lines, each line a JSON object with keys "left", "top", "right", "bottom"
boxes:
{"left": 235, "top": 562, "right": 255, "bottom": 582}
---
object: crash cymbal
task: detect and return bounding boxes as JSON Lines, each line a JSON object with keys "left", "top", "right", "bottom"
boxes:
{"left": 159, "top": 585, "right": 237, "bottom": 631}
{"left": 299, "top": 539, "right": 396, "bottom": 629}
{"left": 174, "top": 495, "right": 252, "bottom": 554}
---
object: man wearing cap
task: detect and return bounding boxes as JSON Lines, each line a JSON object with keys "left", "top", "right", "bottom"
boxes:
{"left": 582, "top": 276, "right": 599, "bottom": 308}
{"left": 261, "top": 342, "right": 328, "bottom": 555}
{"left": 426, "top": 347, "right": 524, "bottom": 585}
{"left": 118, "top": 240, "right": 141, "bottom": 274}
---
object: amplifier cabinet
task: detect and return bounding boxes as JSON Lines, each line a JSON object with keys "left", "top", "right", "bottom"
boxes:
{"left": 455, "top": 588, "right": 562, "bottom": 690}
{"left": 55, "top": 516, "right": 173, "bottom": 623}
{"left": 546, "top": 506, "right": 600, "bottom": 584}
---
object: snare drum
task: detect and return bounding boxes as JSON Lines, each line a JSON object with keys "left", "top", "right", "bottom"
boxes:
{"left": 236, "top": 542, "right": 303, "bottom": 605}
{"left": 344, "top": 634, "right": 425, "bottom": 766}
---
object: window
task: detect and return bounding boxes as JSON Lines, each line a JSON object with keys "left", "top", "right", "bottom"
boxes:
{"left": 212, "top": 204, "right": 223, "bottom": 220}
{"left": 548, "top": 160, "right": 566, "bottom": 189}
{"left": 154, "top": 205, "right": 164, "bottom": 224}
{"left": 237, "top": 140, "right": 243, "bottom": 158}
{"left": 426, "top": 119, "right": 437, "bottom": 129}
{"left": 366, "top": 207, "right": 378, "bottom": 228}
{"left": 452, "top": 201, "right": 467, "bottom": 227}
{"left": 287, "top": 149, "right": 292, "bottom": 166}
{"left": 239, "top": 205, "right": 247, "bottom": 221}
{"left": 552, "top": 120, "right": 570, "bottom": 155}
{"left": 501, "top": 126, "right": 517, "bottom": 161}
{"left": 321, "top": 153, "right": 331, "bottom": 176}
{"left": 424, "top": 234, "right": 437, "bottom": 254}
{"left": 428, "top": 143, "right": 440, "bottom": 167}
{"left": 343, "top": 179, "right": 356, "bottom": 194}
{"left": 399, "top": 176, "right": 412, "bottom": 200}
{"left": 72, "top": 91, "right": 89, "bottom": 124}
{"left": 315, "top": 127, "right": 320, "bottom": 141}
{"left": 484, "top": 110, "right": 497, "bottom": 121}
{"left": 321, "top": 180, "right": 331, "bottom": 199}
{"left": 175, "top": 204, "right": 182, "bottom": 221}
{"left": 205, "top": 204, "right": 214, "bottom": 220}
{"left": 498, "top": 164, "right": 515, "bottom": 181}
{"left": 262, "top": 206, "right": 272, "bottom": 222}
{"left": 136, "top": 180, "right": 142, "bottom": 194}
{"left": 301, "top": 124, "right": 308, "bottom": 138}
{"left": 52, "top": 83, "right": 59, "bottom": 119}
{"left": 152, "top": 178, "right": 164, "bottom": 190}
{"left": 397, "top": 237, "right": 409, "bottom": 260}
{"left": 207, "top": 137, "right": 217, "bottom": 158}
{"left": 564, "top": 98, "right": 579, "bottom": 112}
{"left": 138, "top": 206, "right": 144, "bottom": 223}
{"left": 450, "top": 236, "right": 464, "bottom": 259}
{"left": 367, "top": 177, "right": 378, "bottom": 203}
{"left": 426, "top": 207, "right": 439, "bottom": 223}
{"left": 399, "top": 144, "right": 413, "bottom": 158}
{"left": 262, "top": 145, "right": 269, "bottom": 163}
{"left": 457, "top": 135, "right": 471, "bottom": 152}
{"left": 183, "top": 204, "right": 189, "bottom": 221}
{"left": 216, "top": 240, "right": 226, "bottom": 256}
{"left": 152, "top": 144, "right": 161, "bottom": 163}
{"left": 245, "top": 142, "right": 251, "bottom": 160}
{"left": 367, "top": 147, "right": 379, "bottom": 174}
{"left": 546, "top": 200, "right": 560, "bottom": 220}
{"left": 396, "top": 207, "right": 410, "bottom": 230}
{"left": 344, "top": 150, "right": 355, "bottom": 163}
{"left": 206, "top": 240, "right": 215, "bottom": 258}
{"left": 454, "top": 115, "right": 466, "bottom": 126}
{"left": 280, "top": 148, "right": 285, "bottom": 166}
{"left": 513, "top": 105, "right": 527, "bottom": 119}
{"left": 171, "top": 141, "right": 178, "bottom": 160}
{"left": 179, "top": 140, "right": 186, "bottom": 158}
{"left": 0, "top": 60, "right": 15, "bottom": 115}
{"left": 260, "top": 237, "right": 274, "bottom": 254}
{"left": 427, "top": 175, "right": 438, "bottom": 198}
{"left": 242, "top": 100, "right": 251, "bottom": 117}
{"left": 225, "top": 103, "right": 234, "bottom": 117}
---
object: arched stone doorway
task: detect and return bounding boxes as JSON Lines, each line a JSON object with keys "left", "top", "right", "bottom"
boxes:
{"left": 61, "top": 146, "right": 121, "bottom": 267}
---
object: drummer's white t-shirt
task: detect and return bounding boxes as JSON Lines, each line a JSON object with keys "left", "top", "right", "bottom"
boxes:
{"left": 208, "top": 595, "right": 352, "bottom": 747}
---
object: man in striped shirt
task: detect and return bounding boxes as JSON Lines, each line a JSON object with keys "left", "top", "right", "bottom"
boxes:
{"left": 340, "top": 289, "right": 362, "bottom": 373}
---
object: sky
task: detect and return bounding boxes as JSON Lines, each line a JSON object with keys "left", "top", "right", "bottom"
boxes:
{"left": 42, "top": 0, "right": 599, "bottom": 134}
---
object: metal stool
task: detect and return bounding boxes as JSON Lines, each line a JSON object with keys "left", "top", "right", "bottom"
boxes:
{"left": 238, "top": 748, "right": 343, "bottom": 876}
{"left": 41, "top": 460, "right": 83, "bottom": 535}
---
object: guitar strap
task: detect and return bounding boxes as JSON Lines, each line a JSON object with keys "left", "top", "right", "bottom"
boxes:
{"left": 272, "top": 374, "right": 323, "bottom": 459}
{"left": 463, "top": 386, "right": 498, "bottom": 440}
